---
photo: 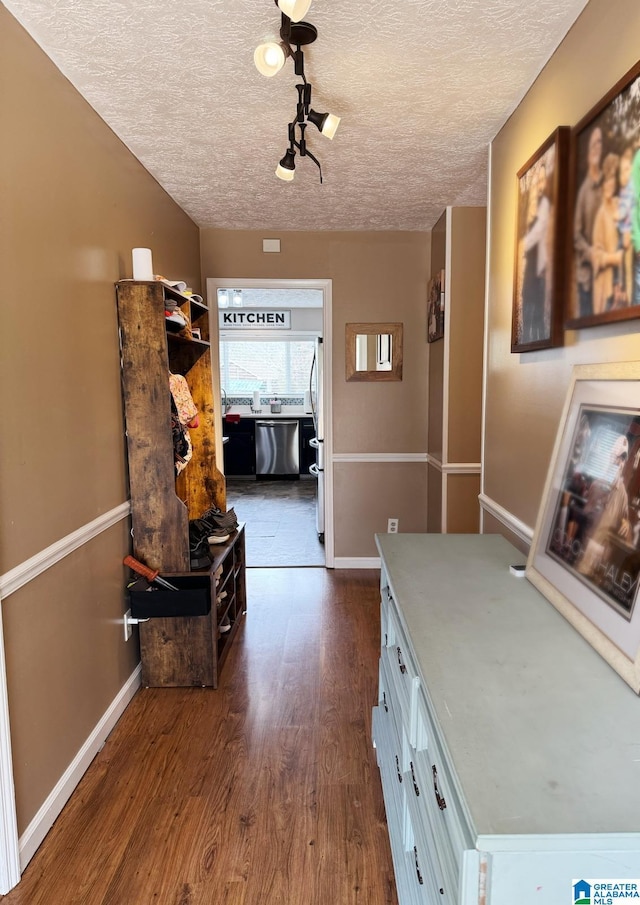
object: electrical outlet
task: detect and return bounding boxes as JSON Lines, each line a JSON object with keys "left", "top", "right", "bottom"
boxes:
{"left": 124, "top": 609, "right": 133, "bottom": 642}
{"left": 388, "top": 518, "right": 399, "bottom": 534}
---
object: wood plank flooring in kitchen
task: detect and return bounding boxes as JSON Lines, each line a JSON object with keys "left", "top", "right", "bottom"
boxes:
{"left": 4, "top": 568, "right": 397, "bottom": 905}
{"left": 226, "top": 479, "right": 325, "bottom": 567}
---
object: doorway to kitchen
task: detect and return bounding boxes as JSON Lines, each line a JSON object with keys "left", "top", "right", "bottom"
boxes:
{"left": 206, "top": 278, "right": 333, "bottom": 569}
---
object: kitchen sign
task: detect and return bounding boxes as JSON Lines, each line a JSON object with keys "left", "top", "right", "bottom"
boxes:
{"left": 219, "top": 309, "right": 291, "bottom": 329}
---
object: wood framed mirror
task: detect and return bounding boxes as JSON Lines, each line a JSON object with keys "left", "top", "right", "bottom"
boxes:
{"left": 345, "top": 322, "right": 403, "bottom": 381}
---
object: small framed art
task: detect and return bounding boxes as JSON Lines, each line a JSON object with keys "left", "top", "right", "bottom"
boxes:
{"left": 511, "top": 126, "right": 569, "bottom": 352}
{"left": 427, "top": 270, "right": 445, "bottom": 343}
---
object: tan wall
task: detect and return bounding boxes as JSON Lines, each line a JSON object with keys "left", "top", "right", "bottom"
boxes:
{"left": 200, "top": 229, "right": 431, "bottom": 557}
{"left": 333, "top": 463, "right": 428, "bottom": 557}
{"left": 427, "top": 463, "right": 443, "bottom": 532}
{"left": 446, "top": 474, "right": 481, "bottom": 533}
{"left": 0, "top": 8, "right": 200, "bottom": 832}
{"left": 447, "top": 208, "right": 486, "bottom": 465}
{"left": 484, "top": 0, "right": 640, "bottom": 540}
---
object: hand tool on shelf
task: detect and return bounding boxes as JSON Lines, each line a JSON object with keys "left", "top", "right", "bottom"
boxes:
{"left": 123, "top": 556, "right": 179, "bottom": 590}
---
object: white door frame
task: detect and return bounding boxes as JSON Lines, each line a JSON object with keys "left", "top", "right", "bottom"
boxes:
{"left": 205, "top": 277, "right": 334, "bottom": 568}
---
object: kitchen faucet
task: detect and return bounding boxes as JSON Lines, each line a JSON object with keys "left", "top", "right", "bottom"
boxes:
{"left": 221, "top": 387, "right": 229, "bottom": 414}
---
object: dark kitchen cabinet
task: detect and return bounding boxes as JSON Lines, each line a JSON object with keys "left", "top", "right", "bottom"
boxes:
{"left": 299, "top": 418, "right": 316, "bottom": 475}
{"left": 223, "top": 419, "right": 256, "bottom": 476}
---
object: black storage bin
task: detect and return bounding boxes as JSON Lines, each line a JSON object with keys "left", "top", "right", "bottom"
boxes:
{"left": 129, "top": 574, "right": 211, "bottom": 618}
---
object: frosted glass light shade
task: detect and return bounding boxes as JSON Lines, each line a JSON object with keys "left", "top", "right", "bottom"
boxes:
{"left": 321, "top": 113, "right": 340, "bottom": 140}
{"left": 276, "top": 0, "right": 312, "bottom": 23}
{"left": 275, "top": 162, "right": 295, "bottom": 181}
{"left": 254, "top": 42, "right": 286, "bottom": 77}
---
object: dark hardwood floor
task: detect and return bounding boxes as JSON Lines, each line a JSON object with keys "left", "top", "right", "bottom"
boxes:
{"left": 3, "top": 568, "right": 397, "bottom": 905}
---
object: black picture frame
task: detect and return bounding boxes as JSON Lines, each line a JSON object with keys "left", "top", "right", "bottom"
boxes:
{"left": 511, "top": 126, "right": 569, "bottom": 352}
{"left": 427, "top": 270, "right": 445, "bottom": 343}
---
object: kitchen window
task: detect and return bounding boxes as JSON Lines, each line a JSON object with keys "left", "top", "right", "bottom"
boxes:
{"left": 219, "top": 339, "right": 316, "bottom": 396}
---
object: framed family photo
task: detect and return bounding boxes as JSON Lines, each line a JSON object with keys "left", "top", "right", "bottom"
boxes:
{"left": 527, "top": 362, "right": 640, "bottom": 693}
{"left": 568, "top": 59, "right": 640, "bottom": 329}
{"left": 511, "top": 127, "right": 569, "bottom": 353}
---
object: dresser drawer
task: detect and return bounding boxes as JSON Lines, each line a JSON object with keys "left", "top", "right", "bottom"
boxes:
{"left": 373, "top": 704, "right": 421, "bottom": 903}
{"left": 405, "top": 774, "right": 454, "bottom": 905}
{"left": 372, "top": 703, "right": 405, "bottom": 841}
{"left": 383, "top": 603, "right": 420, "bottom": 745}
{"left": 412, "top": 692, "right": 474, "bottom": 899}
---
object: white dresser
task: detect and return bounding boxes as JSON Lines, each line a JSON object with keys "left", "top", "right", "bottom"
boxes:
{"left": 373, "top": 533, "right": 640, "bottom": 905}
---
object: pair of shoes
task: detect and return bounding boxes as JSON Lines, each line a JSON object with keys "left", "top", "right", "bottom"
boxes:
{"left": 201, "top": 506, "right": 239, "bottom": 532}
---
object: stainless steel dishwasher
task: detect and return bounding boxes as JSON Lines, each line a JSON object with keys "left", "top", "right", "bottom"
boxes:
{"left": 255, "top": 420, "right": 299, "bottom": 477}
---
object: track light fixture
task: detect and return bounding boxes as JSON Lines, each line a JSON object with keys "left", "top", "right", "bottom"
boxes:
{"left": 276, "top": 0, "right": 312, "bottom": 23}
{"left": 254, "top": 0, "right": 340, "bottom": 183}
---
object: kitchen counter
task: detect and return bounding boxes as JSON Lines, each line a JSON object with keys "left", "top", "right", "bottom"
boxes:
{"left": 224, "top": 406, "right": 313, "bottom": 420}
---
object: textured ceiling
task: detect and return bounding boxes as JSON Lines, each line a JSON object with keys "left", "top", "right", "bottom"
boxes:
{"left": 4, "top": 0, "right": 588, "bottom": 231}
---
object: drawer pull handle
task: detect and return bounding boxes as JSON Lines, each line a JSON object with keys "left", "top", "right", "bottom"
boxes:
{"left": 413, "top": 846, "right": 423, "bottom": 885}
{"left": 440, "top": 889, "right": 445, "bottom": 896}
{"left": 382, "top": 691, "right": 388, "bottom": 712}
{"left": 396, "top": 646, "right": 407, "bottom": 674}
{"left": 410, "top": 761, "right": 420, "bottom": 796}
{"left": 395, "top": 755, "right": 403, "bottom": 783}
{"left": 432, "top": 764, "right": 447, "bottom": 810}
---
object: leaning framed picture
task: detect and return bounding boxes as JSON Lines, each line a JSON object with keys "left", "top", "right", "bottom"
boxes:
{"left": 427, "top": 270, "right": 445, "bottom": 343}
{"left": 567, "top": 59, "right": 640, "bottom": 329}
{"left": 527, "top": 361, "right": 640, "bottom": 693}
{"left": 511, "top": 126, "right": 569, "bottom": 352}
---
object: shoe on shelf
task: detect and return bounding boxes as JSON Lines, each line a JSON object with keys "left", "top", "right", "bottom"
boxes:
{"left": 208, "top": 527, "right": 230, "bottom": 545}
{"left": 191, "top": 552, "right": 212, "bottom": 570}
{"left": 201, "top": 506, "right": 238, "bottom": 531}
{"left": 188, "top": 520, "right": 213, "bottom": 569}
{"left": 219, "top": 615, "right": 231, "bottom": 634}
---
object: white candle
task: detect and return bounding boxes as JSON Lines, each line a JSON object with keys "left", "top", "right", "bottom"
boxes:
{"left": 132, "top": 248, "right": 154, "bottom": 280}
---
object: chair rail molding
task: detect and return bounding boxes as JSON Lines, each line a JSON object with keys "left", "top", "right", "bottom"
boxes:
{"left": 0, "top": 502, "right": 131, "bottom": 600}
{"left": 479, "top": 492, "right": 534, "bottom": 547}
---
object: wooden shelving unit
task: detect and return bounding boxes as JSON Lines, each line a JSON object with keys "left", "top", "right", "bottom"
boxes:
{"left": 115, "top": 279, "right": 245, "bottom": 687}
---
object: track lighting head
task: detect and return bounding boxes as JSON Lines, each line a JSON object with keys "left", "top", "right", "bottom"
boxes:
{"left": 275, "top": 148, "right": 296, "bottom": 181}
{"left": 254, "top": 41, "right": 287, "bottom": 77}
{"left": 307, "top": 109, "right": 340, "bottom": 140}
{"left": 276, "top": 0, "right": 312, "bottom": 23}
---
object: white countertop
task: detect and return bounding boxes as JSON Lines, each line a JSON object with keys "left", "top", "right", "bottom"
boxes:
{"left": 224, "top": 405, "right": 313, "bottom": 420}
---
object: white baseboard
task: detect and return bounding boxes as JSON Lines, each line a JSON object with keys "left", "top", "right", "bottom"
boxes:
{"left": 18, "top": 664, "right": 142, "bottom": 870}
{"left": 478, "top": 493, "right": 533, "bottom": 547}
{"left": 333, "top": 557, "right": 381, "bottom": 569}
